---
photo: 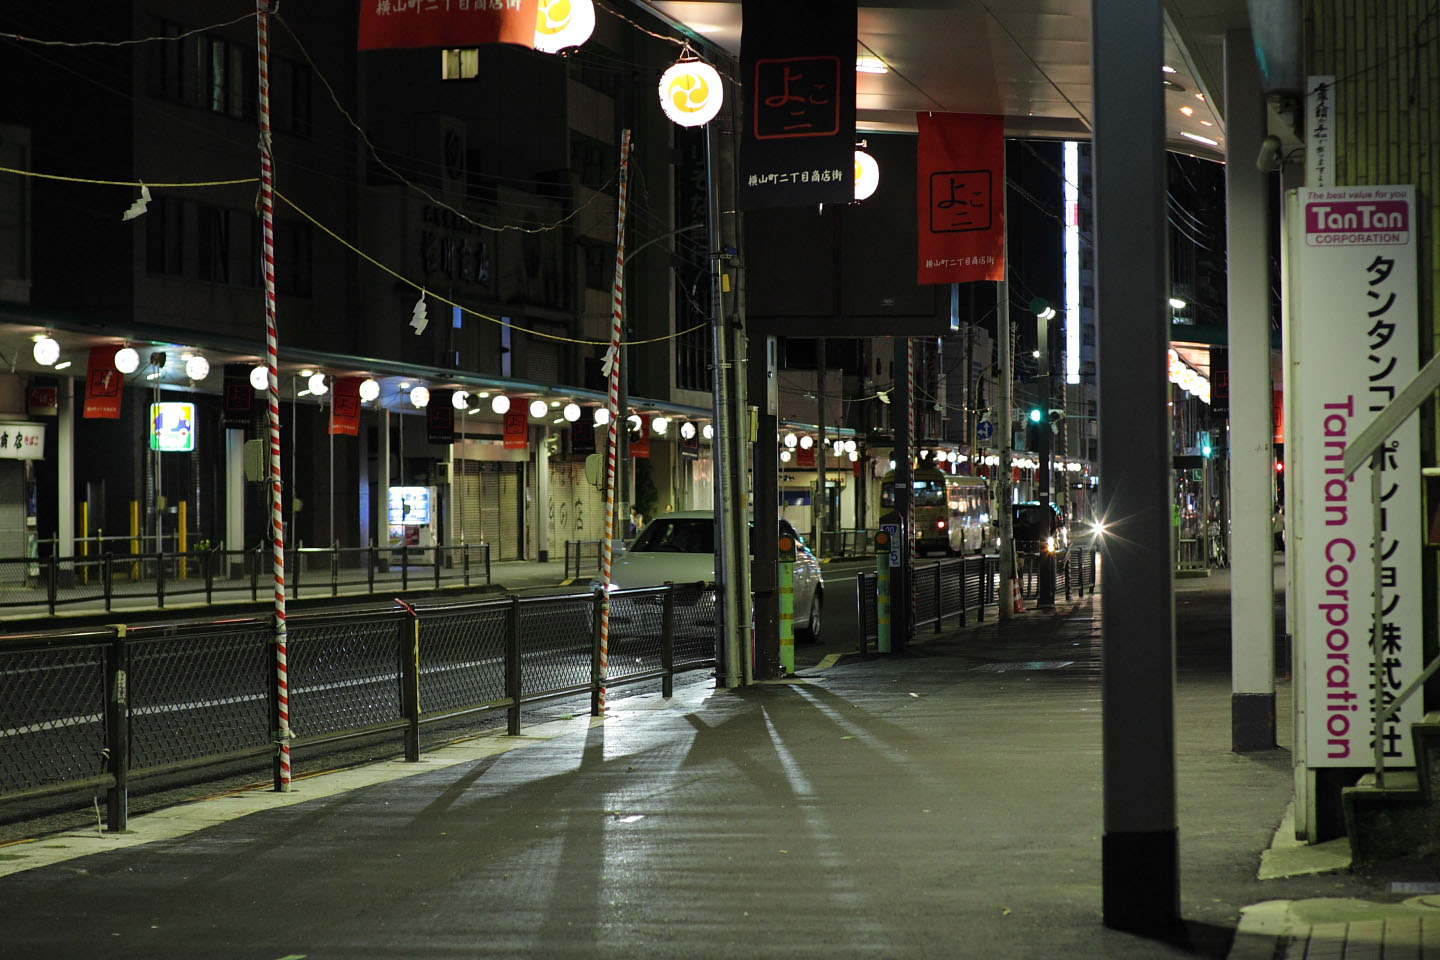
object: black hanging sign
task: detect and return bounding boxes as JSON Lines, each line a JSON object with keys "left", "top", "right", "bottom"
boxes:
{"left": 738, "top": 0, "right": 857, "bottom": 209}
{"left": 222, "top": 363, "right": 254, "bottom": 428}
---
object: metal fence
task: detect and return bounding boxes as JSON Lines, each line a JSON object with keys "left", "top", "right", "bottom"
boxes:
{"left": 0, "top": 542, "right": 493, "bottom": 615}
{"left": 0, "top": 582, "right": 714, "bottom": 830}
{"left": 855, "top": 545, "right": 1100, "bottom": 651}
{"left": 817, "top": 529, "right": 877, "bottom": 559}
{"left": 564, "top": 539, "right": 605, "bottom": 580}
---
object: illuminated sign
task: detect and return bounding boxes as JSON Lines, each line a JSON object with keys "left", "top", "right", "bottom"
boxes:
{"left": 149, "top": 402, "right": 195, "bottom": 452}
{"left": 387, "top": 486, "right": 431, "bottom": 526}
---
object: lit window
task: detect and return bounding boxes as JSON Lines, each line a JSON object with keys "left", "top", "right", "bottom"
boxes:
{"left": 442, "top": 49, "right": 480, "bottom": 80}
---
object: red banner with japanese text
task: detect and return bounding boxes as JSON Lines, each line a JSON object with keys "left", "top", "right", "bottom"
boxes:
{"left": 502, "top": 408, "right": 528, "bottom": 449}
{"left": 330, "top": 378, "right": 363, "bottom": 436}
{"left": 358, "top": 0, "right": 539, "bottom": 51}
{"left": 916, "top": 112, "right": 1005, "bottom": 285}
{"left": 84, "top": 346, "right": 123, "bottom": 419}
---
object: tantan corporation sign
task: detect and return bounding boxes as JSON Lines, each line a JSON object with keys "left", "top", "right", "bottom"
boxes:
{"left": 1304, "top": 194, "right": 1411, "bottom": 246}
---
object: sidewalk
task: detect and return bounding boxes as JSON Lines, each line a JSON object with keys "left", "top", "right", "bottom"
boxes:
{"left": 0, "top": 571, "right": 1425, "bottom": 959}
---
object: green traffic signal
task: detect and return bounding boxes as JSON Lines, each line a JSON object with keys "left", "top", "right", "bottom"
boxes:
{"left": 1028, "top": 408, "right": 1043, "bottom": 423}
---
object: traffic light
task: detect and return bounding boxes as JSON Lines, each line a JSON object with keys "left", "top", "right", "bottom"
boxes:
{"left": 1028, "top": 407, "right": 1043, "bottom": 424}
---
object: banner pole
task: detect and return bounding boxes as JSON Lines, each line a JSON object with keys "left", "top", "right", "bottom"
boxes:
{"left": 256, "top": 0, "right": 289, "bottom": 790}
{"left": 599, "top": 130, "right": 634, "bottom": 713}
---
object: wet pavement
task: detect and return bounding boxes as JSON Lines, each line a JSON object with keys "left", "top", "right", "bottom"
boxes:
{"left": 1, "top": 568, "right": 1433, "bottom": 958}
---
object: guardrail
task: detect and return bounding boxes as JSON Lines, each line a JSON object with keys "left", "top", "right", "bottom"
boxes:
{"left": 0, "top": 581, "right": 716, "bottom": 830}
{"left": 564, "top": 539, "right": 605, "bottom": 580}
{"left": 856, "top": 545, "right": 1100, "bottom": 651}
{"left": 818, "top": 529, "right": 877, "bottom": 559}
{"left": 0, "top": 542, "right": 492, "bottom": 615}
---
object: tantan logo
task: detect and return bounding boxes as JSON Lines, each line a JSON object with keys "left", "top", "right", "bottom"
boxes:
{"left": 1305, "top": 198, "right": 1410, "bottom": 245}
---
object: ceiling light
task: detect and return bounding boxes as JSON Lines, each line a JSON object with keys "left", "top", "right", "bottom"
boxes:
{"left": 491, "top": 394, "right": 511, "bottom": 415}
{"left": 1195, "top": 93, "right": 1205, "bottom": 101}
{"left": 359, "top": 378, "right": 380, "bottom": 403}
{"left": 32, "top": 336, "right": 59, "bottom": 367}
{"left": 1180, "top": 131, "right": 1218, "bottom": 146}
{"left": 410, "top": 386, "right": 430, "bottom": 408}
{"left": 1200, "top": 120, "right": 1213, "bottom": 127}
{"left": 250, "top": 364, "right": 269, "bottom": 390}
{"left": 452, "top": 390, "right": 470, "bottom": 410}
{"left": 1169, "top": 297, "right": 1188, "bottom": 310}
{"left": 115, "top": 346, "right": 141, "bottom": 374}
{"left": 563, "top": 402, "right": 581, "bottom": 422}
{"left": 54, "top": 360, "right": 72, "bottom": 371}
{"left": 308, "top": 373, "right": 328, "bottom": 395}
{"left": 529, "top": 399, "right": 548, "bottom": 418}
{"left": 1162, "top": 65, "right": 1177, "bottom": 74}
{"left": 299, "top": 368, "right": 314, "bottom": 378}
{"left": 1179, "top": 105, "right": 1194, "bottom": 117}
{"left": 185, "top": 355, "right": 211, "bottom": 381}
{"left": 856, "top": 54, "right": 889, "bottom": 74}
{"left": 399, "top": 381, "right": 411, "bottom": 390}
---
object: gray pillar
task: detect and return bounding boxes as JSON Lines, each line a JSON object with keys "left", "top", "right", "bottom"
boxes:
{"left": 1094, "top": 0, "right": 1179, "bottom": 929}
{"left": 536, "top": 424, "right": 549, "bottom": 562}
{"left": 226, "top": 428, "right": 245, "bottom": 577}
{"left": 378, "top": 408, "right": 390, "bottom": 568}
{"left": 57, "top": 378, "right": 74, "bottom": 559}
{"left": 1224, "top": 29, "right": 1277, "bottom": 751}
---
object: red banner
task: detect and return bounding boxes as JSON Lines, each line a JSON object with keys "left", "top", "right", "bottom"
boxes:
{"left": 358, "top": 0, "right": 539, "bottom": 51}
{"left": 916, "top": 112, "right": 1005, "bottom": 285}
{"left": 630, "top": 414, "right": 650, "bottom": 459}
{"left": 84, "top": 346, "right": 123, "bottom": 420}
{"left": 330, "top": 378, "right": 363, "bottom": 437}
{"left": 503, "top": 409, "right": 528, "bottom": 449}
{"left": 796, "top": 445, "right": 816, "bottom": 469}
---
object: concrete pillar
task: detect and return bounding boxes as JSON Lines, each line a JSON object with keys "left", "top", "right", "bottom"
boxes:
{"left": 57, "top": 377, "right": 74, "bottom": 559}
{"left": 1224, "top": 29, "right": 1277, "bottom": 752}
{"left": 378, "top": 408, "right": 390, "bottom": 567}
{"left": 536, "top": 424, "right": 549, "bottom": 562}
{"left": 1093, "top": 0, "right": 1178, "bottom": 930}
{"left": 751, "top": 333, "right": 780, "bottom": 678}
{"left": 226, "top": 428, "right": 245, "bottom": 577}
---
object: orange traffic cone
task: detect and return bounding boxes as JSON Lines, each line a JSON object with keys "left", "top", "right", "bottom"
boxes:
{"left": 1012, "top": 576, "right": 1024, "bottom": 614}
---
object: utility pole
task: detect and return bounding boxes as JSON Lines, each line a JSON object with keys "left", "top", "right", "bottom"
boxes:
{"left": 815, "top": 338, "right": 826, "bottom": 553}
{"left": 997, "top": 255, "right": 1015, "bottom": 620}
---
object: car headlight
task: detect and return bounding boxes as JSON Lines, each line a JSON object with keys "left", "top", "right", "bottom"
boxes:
{"left": 1045, "top": 536, "right": 1056, "bottom": 553}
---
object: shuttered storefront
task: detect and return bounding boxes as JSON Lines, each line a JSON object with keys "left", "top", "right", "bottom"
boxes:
{"left": 0, "top": 463, "right": 25, "bottom": 584}
{"left": 455, "top": 460, "right": 524, "bottom": 561}
{"left": 548, "top": 460, "right": 607, "bottom": 545}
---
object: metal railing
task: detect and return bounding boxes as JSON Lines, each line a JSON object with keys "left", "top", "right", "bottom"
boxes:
{"left": 855, "top": 545, "right": 1100, "bottom": 652}
{"left": 0, "top": 542, "right": 492, "bottom": 616}
{"left": 564, "top": 539, "right": 605, "bottom": 580}
{"left": 818, "top": 529, "right": 877, "bottom": 559}
{"left": 0, "top": 581, "right": 716, "bottom": 830}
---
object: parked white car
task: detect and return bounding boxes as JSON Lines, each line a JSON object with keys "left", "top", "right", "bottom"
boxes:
{"left": 600, "top": 510, "right": 825, "bottom": 640}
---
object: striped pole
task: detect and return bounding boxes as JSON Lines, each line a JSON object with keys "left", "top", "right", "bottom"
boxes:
{"left": 598, "top": 130, "right": 634, "bottom": 713}
{"left": 906, "top": 339, "right": 916, "bottom": 643}
{"left": 256, "top": 0, "right": 290, "bottom": 791}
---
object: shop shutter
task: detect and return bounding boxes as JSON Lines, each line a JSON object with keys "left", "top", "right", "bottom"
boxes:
{"left": 0, "top": 463, "right": 24, "bottom": 583}
{"left": 456, "top": 459, "right": 485, "bottom": 545}
{"left": 498, "top": 464, "right": 521, "bottom": 560}
{"left": 479, "top": 462, "right": 502, "bottom": 553}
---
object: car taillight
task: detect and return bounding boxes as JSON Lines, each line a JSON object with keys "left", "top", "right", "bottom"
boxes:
{"left": 936, "top": 520, "right": 945, "bottom": 529}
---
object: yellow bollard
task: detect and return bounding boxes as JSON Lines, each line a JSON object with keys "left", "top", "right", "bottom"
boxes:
{"left": 80, "top": 502, "right": 89, "bottom": 586}
{"left": 129, "top": 501, "right": 140, "bottom": 581}
{"left": 778, "top": 533, "right": 796, "bottom": 675}
{"left": 876, "top": 530, "right": 891, "bottom": 654}
{"left": 178, "top": 501, "right": 187, "bottom": 580}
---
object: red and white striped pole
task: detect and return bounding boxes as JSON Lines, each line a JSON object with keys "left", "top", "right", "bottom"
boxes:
{"left": 256, "top": 0, "right": 290, "bottom": 791}
{"left": 598, "top": 130, "right": 633, "bottom": 713}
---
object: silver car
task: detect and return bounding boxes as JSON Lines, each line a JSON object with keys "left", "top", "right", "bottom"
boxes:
{"left": 602, "top": 511, "right": 825, "bottom": 640}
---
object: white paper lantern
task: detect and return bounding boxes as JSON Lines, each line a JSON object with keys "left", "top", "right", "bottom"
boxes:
{"left": 652, "top": 416, "right": 669, "bottom": 435}
{"left": 116, "top": 347, "right": 141, "bottom": 374}
{"left": 563, "top": 402, "right": 581, "bottom": 422}
{"left": 308, "top": 373, "right": 328, "bottom": 396}
{"left": 702, "top": 423, "right": 714, "bottom": 440}
{"left": 659, "top": 59, "right": 723, "bottom": 127}
{"left": 854, "top": 150, "right": 880, "bottom": 201}
{"left": 359, "top": 378, "right": 380, "bottom": 403}
{"left": 783, "top": 432, "right": 798, "bottom": 448}
{"left": 844, "top": 439, "right": 857, "bottom": 453}
{"left": 594, "top": 407, "right": 611, "bottom": 425}
{"left": 529, "top": 399, "right": 548, "bottom": 418}
{"left": 533, "top": 0, "right": 594, "bottom": 54}
{"left": 410, "top": 386, "right": 430, "bottom": 408}
{"left": 32, "top": 336, "right": 59, "bottom": 367}
{"left": 452, "top": 390, "right": 470, "bottom": 410}
{"left": 680, "top": 421, "right": 697, "bottom": 440}
{"left": 184, "top": 354, "right": 210, "bottom": 381}
{"left": 799, "top": 435, "right": 814, "bottom": 450}
{"left": 780, "top": 450, "right": 792, "bottom": 463}
{"left": 491, "top": 394, "right": 511, "bottom": 415}
{"left": 250, "top": 364, "right": 269, "bottom": 390}
{"left": 848, "top": 450, "right": 859, "bottom": 462}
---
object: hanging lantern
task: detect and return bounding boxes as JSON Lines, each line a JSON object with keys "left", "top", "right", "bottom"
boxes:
{"left": 184, "top": 354, "right": 210, "bottom": 381}
{"left": 854, "top": 150, "right": 880, "bottom": 201}
{"left": 249, "top": 363, "right": 269, "bottom": 390}
{"left": 410, "top": 386, "right": 430, "bottom": 408}
{"left": 452, "top": 390, "right": 470, "bottom": 410}
{"left": 529, "top": 399, "right": 548, "bottom": 418}
{"left": 799, "top": 435, "right": 814, "bottom": 450}
{"left": 116, "top": 346, "right": 141, "bottom": 375}
{"left": 652, "top": 416, "right": 670, "bottom": 435}
{"left": 308, "top": 373, "right": 328, "bottom": 396}
{"left": 563, "top": 402, "right": 581, "bottom": 422}
{"left": 594, "top": 407, "right": 611, "bottom": 425}
{"left": 359, "top": 378, "right": 380, "bottom": 403}
{"left": 491, "top": 394, "right": 511, "bottom": 414}
{"left": 32, "top": 336, "right": 59, "bottom": 367}
{"left": 659, "top": 58, "right": 724, "bottom": 127}
{"left": 533, "top": 0, "right": 594, "bottom": 54}
{"left": 680, "top": 421, "right": 697, "bottom": 440}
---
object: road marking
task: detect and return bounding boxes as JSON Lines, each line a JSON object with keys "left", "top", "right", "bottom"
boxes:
{"left": 815, "top": 653, "right": 842, "bottom": 669}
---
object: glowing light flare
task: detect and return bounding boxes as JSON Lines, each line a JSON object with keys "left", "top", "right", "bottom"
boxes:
{"left": 659, "top": 59, "right": 723, "bottom": 127}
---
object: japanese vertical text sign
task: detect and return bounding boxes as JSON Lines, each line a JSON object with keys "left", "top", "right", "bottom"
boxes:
{"left": 427, "top": 390, "right": 455, "bottom": 444}
{"left": 329, "top": 377, "right": 363, "bottom": 437}
{"left": 916, "top": 112, "right": 1005, "bottom": 284}
{"left": 737, "top": 0, "right": 857, "bottom": 209}
{"left": 1305, "top": 76, "right": 1335, "bottom": 189}
{"left": 1290, "top": 185, "right": 1420, "bottom": 767}
{"left": 357, "top": 0, "right": 539, "bottom": 51}
{"left": 222, "top": 363, "right": 255, "bottom": 428}
{"left": 502, "top": 408, "right": 528, "bottom": 449}
{"left": 83, "top": 346, "right": 123, "bottom": 420}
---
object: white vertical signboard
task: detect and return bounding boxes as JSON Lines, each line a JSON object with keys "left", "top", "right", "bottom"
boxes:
{"left": 1290, "top": 185, "right": 1420, "bottom": 767}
